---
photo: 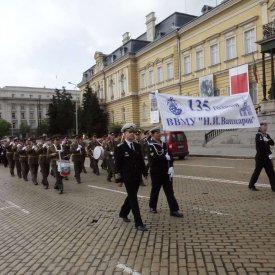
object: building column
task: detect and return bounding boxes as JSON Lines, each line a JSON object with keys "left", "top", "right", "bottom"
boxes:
{"left": 271, "top": 50, "right": 275, "bottom": 100}
{"left": 262, "top": 52, "right": 267, "bottom": 101}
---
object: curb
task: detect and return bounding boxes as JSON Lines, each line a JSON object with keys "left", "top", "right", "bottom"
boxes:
{"left": 188, "top": 154, "right": 254, "bottom": 159}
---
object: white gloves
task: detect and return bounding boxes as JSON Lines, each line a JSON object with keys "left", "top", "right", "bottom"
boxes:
{"left": 269, "top": 154, "right": 274, "bottom": 160}
{"left": 22, "top": 146, "right": 26, "bottom": 151}
{"left": 17, "top": 144, "right": 22, "bottom": 148}
{"left": 42, "top": 143, "right": 48, "bottom": 148}
{"left": 32, "top": 146, "right": 37, "bottom": 150}
{"left": 61, "top": 140, "right": 66, "bottom": 145}
{"left": 165, "top": 153, "right": 171, "bottom": 161}
{"left": 168, "top": 167, "right": 174, "bottom": 178}
{"left": 263, "top": 136, "right": 269, "bottom": 142}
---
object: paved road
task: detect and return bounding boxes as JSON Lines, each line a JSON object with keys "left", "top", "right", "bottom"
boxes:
{"left": 0, "top": 157, "right": 275, "bottom": 275}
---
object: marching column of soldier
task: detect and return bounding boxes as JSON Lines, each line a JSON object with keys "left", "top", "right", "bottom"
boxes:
{"left": 0, "top": 123, "right": 184, "bottom": 231}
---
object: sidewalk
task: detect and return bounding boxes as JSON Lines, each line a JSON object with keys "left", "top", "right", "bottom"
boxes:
{"left": 188, "top": 145, "right": 256, "bottom": 159}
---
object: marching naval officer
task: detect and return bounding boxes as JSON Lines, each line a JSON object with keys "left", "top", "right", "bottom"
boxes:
{"left": 249, "top": 121, "right": 275, "bottom": 192}
{"left": 148, "top": 126, "right": 183, "bottom": 217}
{"left": 114, "top": 123, "right": 148, "bottom": 231}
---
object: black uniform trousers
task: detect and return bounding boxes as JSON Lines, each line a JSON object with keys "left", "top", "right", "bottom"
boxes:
{"left": 249, "top": 157, "right": 275, "bottom": 191}
{"left": 73, "top": 158, "right": 83, "bottom": 183}
{"left": 119, "top": 179, "right": 143, "bottom": 227}
{"left": 149, "top": 172, "right": 179, "bottom": 212}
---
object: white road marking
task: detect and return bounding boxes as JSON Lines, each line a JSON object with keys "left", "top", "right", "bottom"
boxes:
{"left": 116, "top": 262, "right": 141, "bottom": 275}
{"left": 87, "top": 185, "right": 150, "bottom": 199}
{"left": 174, "top": 175, "right": 270, "bottom": 188}
{"left": 212, "top": 157, "right": 248, "bottom": 161}
{"left": 0, "top": 201, "right": 30, "bottom": 214}
{"left": 175, "top": 164, "right": 234, "bottom": 169}
{"left": 192, "top": 206, "right": 229, "bottom": 216}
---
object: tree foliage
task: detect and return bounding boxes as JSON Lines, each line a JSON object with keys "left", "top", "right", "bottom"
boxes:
{"left": 47, "top": 87, "right": 75, "bottom": 135}
{"left": 79, "top": 85, "right": 108, "bottom": 136}
{"left": 108, "top": 123, "right": 123, "bottom": 134}
{"left": 0, "top": 118, "right": 11, "bottom": 138}
{"left": 19, "top": 121, "right": 31, "bottom": 138}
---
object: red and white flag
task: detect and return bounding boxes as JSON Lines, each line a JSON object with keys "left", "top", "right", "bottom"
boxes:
{"left": 229, "top": 64, "right": 249, "bottom": 95}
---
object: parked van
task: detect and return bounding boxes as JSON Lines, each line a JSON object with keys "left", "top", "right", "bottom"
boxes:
{"left": 161, "top": 131, "right": 189, "bottom": 159}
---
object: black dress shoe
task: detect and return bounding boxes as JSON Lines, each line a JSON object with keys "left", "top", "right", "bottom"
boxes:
{"left": 59, "top": 189, "right": 63, "bottom": 194}
{"left": 107, "top": 178, "right": 112, "bottom": 182}
{"left": 44, "top": 185, "right": 49, "bottom": 190}
{"left": 119, "top": 215, "right": 130, "bottom": 222}
{"left": 248, "top": 186, "right": 259, "bottom": 191}
{"left": 136, "top": 225, "right": 148, "bottom": 231}
{"left": 170, "top": 211, "right": 183, "bottom": 218}
{"left": 54, "top": 185, "right": 58, "bottom": 190}
{"left": 149, "top": 208, "right": 157, "bottom": 213}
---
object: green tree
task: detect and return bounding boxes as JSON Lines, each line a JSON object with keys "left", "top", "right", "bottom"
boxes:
{"left": 0, "top": 118, "right": 11, "bottom": 138}
{"left": 19, "top": 121, "right": 31, "bottom": 138}
{"left": 80, "top": 85, "right": 108, "bottom": 136}
{"left": 37, "top": 119, "right": 49, "bottom": 136}
{"left": 108, "top": 123, "right": 123, "bottom": 134}
{"left": 47, "top": 87, "right": 75, "bottom": 135}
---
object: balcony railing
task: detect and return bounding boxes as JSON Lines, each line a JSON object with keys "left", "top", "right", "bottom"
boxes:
{"left": 263, "top": 21, "right": 275, "bottom": 40}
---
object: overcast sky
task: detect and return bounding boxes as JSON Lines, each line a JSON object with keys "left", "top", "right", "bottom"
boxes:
{"left": 0, "top": 0, "right": 222, "bottom": 90}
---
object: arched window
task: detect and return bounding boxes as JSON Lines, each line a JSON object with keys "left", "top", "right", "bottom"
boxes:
{"left": 109, "top": 79, "right": 114, "bottom": 99}
{"left": 120, "top": 74, "right": 126, "bottom": 96}
{"left": 109, "top": 110, "right": 114, "bottom": 123}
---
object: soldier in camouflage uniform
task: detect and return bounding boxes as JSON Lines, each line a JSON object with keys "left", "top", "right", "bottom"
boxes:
{"left": 27, "top": 138, "right": 39, "bottom": 185}
{"left": 70, "top": 135, "right": 84, "bottom": 183}
{"left": 13, "top": 138, "right": 22, "bottom": 179}
{"left": 37, "top": 135, "right": 50, "bottom": 189}
{"left": 105, "top": 133, "right": 119, "bottom": 182}
{"left": 47, "top": 135, "right": 64, "bottom": 194}
{"left": 19, "top": 139, "right": 30, "bottom": 181}
{"left": 5, "top": 136, "right": 15, "bottom": 176}
{"left": 86, "top": 135, "right": 101, "bottom": 175}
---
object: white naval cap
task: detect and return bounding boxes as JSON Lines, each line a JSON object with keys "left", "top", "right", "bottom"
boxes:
{"left": 150, "top": 126, "right": 161, "bottom": 133}
{"left": 121, "top": 123, "right": 137, "bottom": 132}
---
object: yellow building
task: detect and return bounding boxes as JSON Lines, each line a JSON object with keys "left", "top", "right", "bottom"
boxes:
{"left": 78, "top": 0, "right": 275, "bottom": 130}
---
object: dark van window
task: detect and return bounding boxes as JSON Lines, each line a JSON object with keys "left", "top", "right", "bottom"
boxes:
{"left": 171, "top": 133, "right": 186, "bottom": 142}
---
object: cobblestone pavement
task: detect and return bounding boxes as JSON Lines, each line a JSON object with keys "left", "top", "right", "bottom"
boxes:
{"left": 0, "top": 158, "right": 275, "bottom": 275}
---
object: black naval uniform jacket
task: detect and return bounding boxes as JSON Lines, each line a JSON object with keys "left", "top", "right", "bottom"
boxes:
{"left": 114, "top": 141, "right": 148, "bottom": 184}
{"left": 148, "top": 140, "right": 173, "bottom": 175}
{"left": 255, "top": 130, "right": 274, "bottom": 160}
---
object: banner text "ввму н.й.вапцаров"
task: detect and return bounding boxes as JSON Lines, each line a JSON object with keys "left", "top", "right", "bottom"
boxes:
{"left": 166, "top": 116, "right": 255, "bottom": 127}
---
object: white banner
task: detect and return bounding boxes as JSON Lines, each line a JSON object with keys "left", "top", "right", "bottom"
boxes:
{"left": 149, "top": 91, "right": 159, "bottom": 123}
{"left": 156, "top": 93, "right": 259, "bottom": 131}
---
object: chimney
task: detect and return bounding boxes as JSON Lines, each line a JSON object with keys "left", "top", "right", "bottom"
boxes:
{"left": 122, "top": 32, "right": 130, "bottom": 44}
{"left": 146, "top": 12, "right": 156, "bottom": 42}
{"left": 201, "top": 5, "right": 214, "bottom": 14}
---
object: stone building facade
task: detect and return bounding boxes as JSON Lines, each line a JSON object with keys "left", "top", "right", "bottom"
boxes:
{"left": 79, "top": 0, "right": 274, "bottom": 129}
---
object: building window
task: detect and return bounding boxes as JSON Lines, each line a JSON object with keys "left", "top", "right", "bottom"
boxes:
{"left": 142, "top": 103, "right": 148, "bottom": 120}
{"left": 121, "top": 107, "right": 126, "bottom": 122}
{"left": 11, "top": 104, "right": 16, "bottom": 110}
{"left": 21, "top": 94, "right": 24, "bottom": 98}
{"left": 244, "top": 28, "right": 256, "bottom": 54}
{"left": 196, "top": 50, "right": 204, "bottom": 70}
{"left": 30, "top": 120, "right": 36, "bottom": 128}
{"left": 29, "top": 105, "right": 34, "bottom": 111}
{"left": 20, "top": 105, "right": 25, "bottom": 110}
{"left": 140, "top": 73, "right": 146, "bottom": 88}
{"left": 157, "top": 67, "right": 163, "bottom": 83}
{"left": 110, "top": 110, "right": 114, "bottom": 123}
{"left": 29, "top": 95, "right": 33, "bottom": 99}
{"left": 30, "top": 112, "right": 34, "bottom": 119}
{"left": 11, "top": 94, "right": 15, "bottom": 98}
{"left": 12, "top": 122, "right": 16, "bottom": 129}
{"left": 183, "top": 55, "right": 191, "bottom": 74}
{"left": 167, "top": 63, "right": 173, "bottom": 80}
{"left": 210, "top": 44, "right": 219, "bottom": 65}
{"left": 11, "top": 112, "right": 16, "bottom": 119}
{"left": 120, "top": 74, "right": 126, "bottom": 96}
{"left": 225, "top": 36, "right": 236, "bottom": 60}
{"left": 148, "top": 69, "right": 154, "bottom": 86}
{"left": 109, "top": 79, "right": 114, "bottom": 99}
{"left": 21, "top": 112, "right": 25, "bottom": 119}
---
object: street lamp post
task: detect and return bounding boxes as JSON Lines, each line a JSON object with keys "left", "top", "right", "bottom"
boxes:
{"left": 68, "top": 82, "right": 79, "bottom": 135}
